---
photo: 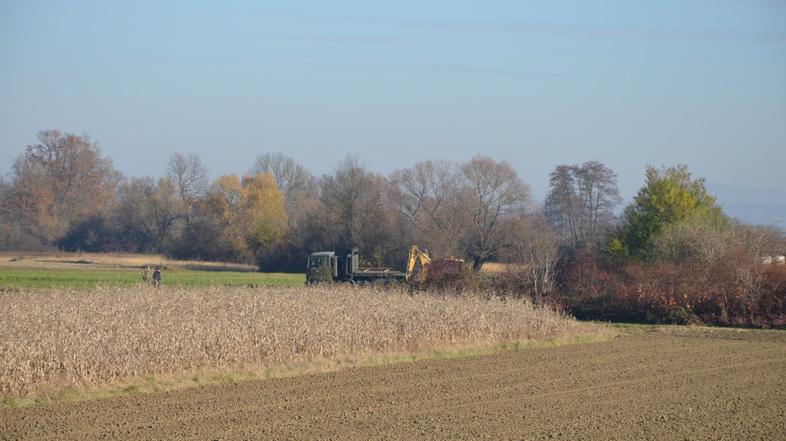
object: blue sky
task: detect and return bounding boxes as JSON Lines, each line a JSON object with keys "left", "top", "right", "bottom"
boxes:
{"left": 1, "top": 1, "right": 785, "bottom": 221}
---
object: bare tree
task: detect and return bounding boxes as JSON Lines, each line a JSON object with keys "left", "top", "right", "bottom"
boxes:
{"left": 545, "top": 161, "right": 621, "bottom": 245}
{"left": 387, "top": 160, "right": 466, "bottom": 257}
{"left": 320, "top": 156, "right": 397, "bottom": 262}
{"left": 575, "top": 161, "right": 622, "bottom": 237}
{"left": 510, "top": 213, "right": 560, "bottom": 305}
{"left": 4, "top": 130, "right": 120, "bottom": 244}
{"left": 0, "top": 178, "right": 22, "bottom": 250}
{"left": 0, "top": 177, "right": 10, "bottom": 224}
{"left": 114, "top": 177, "right": 183, "bottom": 252}
{"left": 250, "top": 153, "right": 314, "bottom": 207}
{"left": 389, "top": 156, "right": 531, "bottom": 268}
{"left": 166, "top": 152, "right": 208, "bottom": 207}
{"left": 320, "top": 156, "right": 363, "bottom": 248}
{"left": 544, "top": 165, "right": 579, "bottom": 242}
{"left": 730, "top": 222, "right": 786, "bottom": 264}
{"left": 652, "top": 215, "right": 732, "bottom": 264}
{"left": 459, "top": 155, "right": 531, "bottom": 269}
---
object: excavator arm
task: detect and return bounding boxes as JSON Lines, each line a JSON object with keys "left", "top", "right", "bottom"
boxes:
{"left": 405, "top": 245, "right": 432, "bottom": 281}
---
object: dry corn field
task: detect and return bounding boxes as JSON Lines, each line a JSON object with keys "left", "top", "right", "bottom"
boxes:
{"left": 0, "top": 285, "right": 596, "bottom": 399}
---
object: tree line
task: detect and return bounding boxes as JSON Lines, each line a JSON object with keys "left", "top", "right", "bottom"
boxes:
{"left": 1, "top": 130, "right": 784, "bottom": 326}
{"left": 0, "top": 130, "right": 549, "bottom": 271}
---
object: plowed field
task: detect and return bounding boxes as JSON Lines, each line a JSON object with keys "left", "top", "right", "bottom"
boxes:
{"left": 2, "top": 327, "right": 785, "bottom": 440}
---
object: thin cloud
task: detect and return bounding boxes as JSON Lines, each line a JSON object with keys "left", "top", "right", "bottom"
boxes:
{"left": 260, "top": 12, "right": 786, "bottom": 44}
{"left": 208, "top": 32, "right": 420, "bottom": 46}
{"left": 110, "top": 52, "right": 565, "bottom": 78}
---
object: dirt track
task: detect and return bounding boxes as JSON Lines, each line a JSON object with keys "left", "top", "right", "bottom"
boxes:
{"left": 2, "top": 327, "right": 785, "bottom": 440}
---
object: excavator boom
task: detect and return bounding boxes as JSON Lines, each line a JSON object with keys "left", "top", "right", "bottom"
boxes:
{"left": 406, "top": 245, "right": 432, "bottom": 280}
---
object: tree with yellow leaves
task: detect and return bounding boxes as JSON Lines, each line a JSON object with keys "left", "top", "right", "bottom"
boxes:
{"left": 242, "top": 173, "right": 288, "bottom": 261}
{"left": 200, "top": 173, "right": 287, "bottom": 263}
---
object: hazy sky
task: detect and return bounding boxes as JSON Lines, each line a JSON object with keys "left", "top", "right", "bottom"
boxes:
{"left": 1, "top": 0, "right": 785, "bottom": 206}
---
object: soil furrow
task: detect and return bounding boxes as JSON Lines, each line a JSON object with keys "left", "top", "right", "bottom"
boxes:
{"left": 2, "top": 329, "right": 785, "bottom": 440}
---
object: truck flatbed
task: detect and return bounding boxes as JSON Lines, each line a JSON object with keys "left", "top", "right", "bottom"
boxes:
{"left": 306, "top": 249, "right": 408, "bottom": 284}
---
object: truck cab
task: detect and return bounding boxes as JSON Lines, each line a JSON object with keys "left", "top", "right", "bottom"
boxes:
{"left": 306, "top": 251, "right": 336, "bottom": 284}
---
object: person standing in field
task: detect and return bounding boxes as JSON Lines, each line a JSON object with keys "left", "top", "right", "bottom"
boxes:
{"left": 152, "top": 266, "right": 162, "bottom": 288}
{"left": 142, "top": 265, "right": 152, "bottom": 284}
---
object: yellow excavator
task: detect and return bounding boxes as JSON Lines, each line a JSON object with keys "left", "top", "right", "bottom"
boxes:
{"left": 405, "top": 245, "right": 465, "bottom": 285}
{"left": 405, "top": 245, "right": 432, "bottom": 282}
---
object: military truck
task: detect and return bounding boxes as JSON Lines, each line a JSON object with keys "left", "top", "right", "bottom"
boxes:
{"left": 306, "top": 248, "right": 408, "bottom": 285}
{"left": 306, "top": 246, "right": 462, "bottom": 285}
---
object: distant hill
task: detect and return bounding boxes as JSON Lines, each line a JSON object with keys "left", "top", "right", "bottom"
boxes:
{"left": 709, "top": 183, "right": 786, "bottom": 227}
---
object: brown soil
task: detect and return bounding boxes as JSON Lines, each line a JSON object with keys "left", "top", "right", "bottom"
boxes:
{"left": 2, "top": 327, "right": 785, "bottom": 440}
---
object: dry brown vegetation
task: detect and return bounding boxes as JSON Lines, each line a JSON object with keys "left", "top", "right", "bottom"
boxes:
{"left": 0, "top": 251, "right": 257, "bottom": 272}
{"left": 5, "top": 327, "right": 785, "bottom": 440}
{"left": 0, "top": 285, "right": 597, "bottom": 400}
{"left": 560, "top": 247, "right": 786, "bottom": 327}
{"left": 480, "top": 262, "right": 526, "bottom": 274}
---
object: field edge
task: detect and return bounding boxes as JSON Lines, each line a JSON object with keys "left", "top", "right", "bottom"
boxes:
{"left": 2, "top": 328, "right": 618, "bottom": 409}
